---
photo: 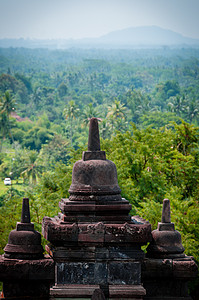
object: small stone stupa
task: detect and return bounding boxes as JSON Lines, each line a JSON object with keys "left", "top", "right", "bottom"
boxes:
{"left": 142, "top": 199, "right": 198, "bottom": 300}
{"left": 4, "top": 197, "right": 44, "bottom": 260}
{"left": 43, "top": 118, "right": 152, "bottom": 299}
{"left": 0, "top": 198, "right": 54, "bottom": 299}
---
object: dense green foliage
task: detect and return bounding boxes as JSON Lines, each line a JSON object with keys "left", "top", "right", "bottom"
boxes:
{"left": 103, "top": 122, "right": 199, "bottom": 261}
{"left": 0, "top": 48, "right": 199, "bottom": 286}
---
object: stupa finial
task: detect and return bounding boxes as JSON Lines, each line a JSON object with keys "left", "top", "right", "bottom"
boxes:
{"left": 21, "top": 197, "right": 31, "bottom": 223}
{"left": 88, "top": 118, "right": 100, "bottom": 151}
{"left": 161, "top": 198, "right": 171, "bottom": 223}
{"left": 82, "top": 118, "right": 106, "bottom": 161}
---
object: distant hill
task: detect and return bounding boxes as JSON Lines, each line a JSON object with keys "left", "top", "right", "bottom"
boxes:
{"left": 96, "top": 26, "right": 199, "bottom": 46}
{"left": 0, "top": 26, "right": 199, "bottom": 49}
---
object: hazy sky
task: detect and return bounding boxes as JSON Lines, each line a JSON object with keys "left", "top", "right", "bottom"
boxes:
{"left": 0, "top": 0, "right": 199, "bottom": 40}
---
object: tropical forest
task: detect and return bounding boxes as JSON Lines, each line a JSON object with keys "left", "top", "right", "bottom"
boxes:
{"left": 0, "top": 47, "right": 199, "bottom": 290}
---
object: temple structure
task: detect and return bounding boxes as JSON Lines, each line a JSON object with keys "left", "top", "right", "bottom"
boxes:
{"left": 43, "top": 118, "right": 152, "bottom": 299}
{"left": 0, "top": 118, "right": 198, "bottom": 299}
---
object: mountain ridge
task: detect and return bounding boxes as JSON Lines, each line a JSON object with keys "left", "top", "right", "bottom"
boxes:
{"left": 0, "top": 26, "right": 199, "bottom": 49}
{"left": 97, "top": 26, "right": 199, "bottom": 45}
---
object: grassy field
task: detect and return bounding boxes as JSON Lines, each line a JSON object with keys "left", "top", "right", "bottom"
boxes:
{"left": 0, "top": 179, "right": 25, "bottom": 197}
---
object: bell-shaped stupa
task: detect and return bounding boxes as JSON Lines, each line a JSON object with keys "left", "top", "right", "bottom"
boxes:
{"left": 43, "top": 118, "right": 151, "bottom": 299}
{"left": 4, "top": 198, "right": 44, "bottom": 259}
{"left": 0, "top": 198, "right": 54, "bottom": 299}
{"left": 59, "top": 118, "right": 132, "bottom": 223}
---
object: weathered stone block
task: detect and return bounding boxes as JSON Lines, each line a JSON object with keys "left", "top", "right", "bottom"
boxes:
{"left": 108, "top": 262, "right": 141, "bottom": 285}
{"left": 56, "top": 262, "right": 108, "bottom": 285}
{"left": 173, "top": 257, "right": 198, "bottom": 278}
{"left": 109, "top": 285, "right": 146, "bottom": 299}
{"left": 108, "top": 246, "right": 145, "bottom": 260}
{"left": 0, "top": 255, "right": 54, "bottom": 281}
{"left": 50, "top": 284, "right": 100, "bottom": 299}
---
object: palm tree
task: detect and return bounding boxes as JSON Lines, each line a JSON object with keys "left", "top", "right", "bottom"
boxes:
{"left": 99, "top": 119, "right": 109, "bottom": 140}
{"left": 186, "top": 100, "right": 199, "bottom": 123}
{"left": 20, "top": 150, "right": 43, "bottom": 185}
{"left": 1, "top": 90, "right": 16, "bottom": 116}
{"left": 107, "top": 100, "right": 127, "bottom": 131}
{"left": 0, "top": 111, "right": 9, "bottom": 151}
{"left": 63, "top": 100, "right": 79, "bottom": 146}
{"left": 167, "top": 95, "right": 186, "bottom": 116}
{"left": 81, "top": 103, "right": 99, "bottom": 127}
{"left": 107, "top": 100, "right": 126, "bottom": 119}
{"left": 32, "top": 88, "right": 42, "bottom": 106}
{"left": 0, "top": 91, "right": 15, "bottom": 149}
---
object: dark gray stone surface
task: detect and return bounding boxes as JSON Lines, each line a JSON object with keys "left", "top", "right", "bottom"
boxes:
{"left": 161, "top": 198, "right": 171, "bottom": 223}
{"left": 57, "top": 262, "right": 108, "bottom": 285}
{"left": 56, "top": 261, "right": 141, "bottom": 286}
{"left": 108, "top": 262, "right": 141, "bottom": 285}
